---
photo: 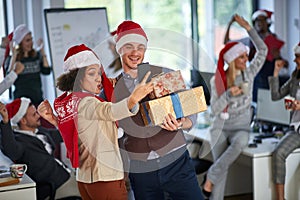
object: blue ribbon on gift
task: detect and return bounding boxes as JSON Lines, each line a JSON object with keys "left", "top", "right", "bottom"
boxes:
{"left": 142, "top": 103, "right": 152, "bottom": 125}
{"left": 171, "top": 93, "right": 184, "bottom": 119}
{"left": 142, "top": 93, "right": 184, "bottom": 125}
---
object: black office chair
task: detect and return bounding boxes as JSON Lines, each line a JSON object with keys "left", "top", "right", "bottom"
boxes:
{"left": 190, "top": 69, "right": 211, "bottom": 106}
{"left": 36, "top": 181, "right": 56, "bottom": 200}
{"left": 187, "top": 140, "right": 212, "bottom": 175}
{"left": 192, "top": 158, "right": 213, "bottom": 175}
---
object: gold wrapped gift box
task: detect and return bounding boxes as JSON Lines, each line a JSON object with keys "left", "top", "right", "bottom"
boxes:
{"left": 140, "top": 86, "right": 207, "bottom": 126}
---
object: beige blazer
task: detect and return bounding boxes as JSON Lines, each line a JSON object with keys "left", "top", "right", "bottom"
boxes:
{"left": 76, "top": 96, "right": 137, "bottom": 183}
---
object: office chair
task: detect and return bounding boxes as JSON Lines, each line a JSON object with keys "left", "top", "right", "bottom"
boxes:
{"left": 190, "top": 69, "right": 211, "bottom": 106}
{"left": 187, "top": 139, "right": 212, "bottom": 175}
{"left": 37, "top": 181, "right": 56, "bottom": 200}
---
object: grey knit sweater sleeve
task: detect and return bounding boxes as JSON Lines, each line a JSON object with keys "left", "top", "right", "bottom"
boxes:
{"left": 245, "top": 28, "right": 268, "bottom": 80}
{"left": 268, "top": 76, "right": 291, "bottom": 100}
{"left": 210, "top": 28, "right": 268, "bottom": 117}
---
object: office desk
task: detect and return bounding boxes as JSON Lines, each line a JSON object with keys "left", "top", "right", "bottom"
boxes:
{"left": 0, "top": 150, "right": 36, "bottom": 199}
{"left": 0, "top": 174, "right": 36, "bottom": 200}
{"left": 187, "top": 127, "right": 300, "bottom": 200}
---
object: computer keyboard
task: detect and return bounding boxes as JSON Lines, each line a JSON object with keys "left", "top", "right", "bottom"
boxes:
{"left": 254, "top": 132, "right": 275, "bottom": 139}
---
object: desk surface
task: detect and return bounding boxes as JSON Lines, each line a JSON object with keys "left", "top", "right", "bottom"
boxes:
{"left": 0, "top": 174, "right": 36, "bottom": 192}
{"left": 187, "top": 127, "right": 300, "bottom": 158}
{"left": 0, "top": 151, "right": 36, "bottom": 192}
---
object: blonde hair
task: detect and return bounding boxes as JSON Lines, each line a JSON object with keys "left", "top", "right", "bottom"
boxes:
{"left": 226, "top": 61, "right": 236, "bottom": 88}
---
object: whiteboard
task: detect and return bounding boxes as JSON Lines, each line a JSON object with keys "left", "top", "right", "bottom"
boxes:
{"left": 44, "top": 8, "right": 111, "bottom": 95}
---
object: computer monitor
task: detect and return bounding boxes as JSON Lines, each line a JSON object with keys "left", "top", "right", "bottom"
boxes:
{"left": 256, "top": 89, "right": 290, "bottom": 126}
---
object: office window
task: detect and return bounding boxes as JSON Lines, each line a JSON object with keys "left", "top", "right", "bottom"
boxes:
{"left": 198, "top": 0, "right": 253, "bottom": 72}
{"left": 64, "top": 0, "right": 125, "bottom": 31}
{"left": 132, "top": 0, "right": 193, "bottom": 77}
{"left": 0, "top": 0, "right": 6, "bottom": 100}
{"left": 0, "top": 0, "right": 5, "bottom": 37}
{"left": 63, "top": 0, "right": 253, "bottom": 76}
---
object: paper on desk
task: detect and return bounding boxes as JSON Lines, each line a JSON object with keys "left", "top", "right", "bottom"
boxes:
{"left": 262, "top": 137, "right": 280, "bottom": 144}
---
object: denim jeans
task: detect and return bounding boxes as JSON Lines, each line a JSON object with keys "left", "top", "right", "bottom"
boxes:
{"left": 129, "top": 150, "right": 204, "bottom": 200}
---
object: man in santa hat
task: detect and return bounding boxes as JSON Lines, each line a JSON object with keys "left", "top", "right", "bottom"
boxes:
{"left": 224, "top": 9, "right": 287, "bottom": 103}
{"left": 0, "top": 98, "right": 80, "bottom": 200}
{"left": 113, "top": 20, "right": 204, "bottom": 200}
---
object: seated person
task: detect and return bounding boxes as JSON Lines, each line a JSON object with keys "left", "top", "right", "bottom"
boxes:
{"left": 0, "top": 98, "right": 80, "bottom": 200}
{"left": 268, "top": 43, "right": 300, "bottom": 200}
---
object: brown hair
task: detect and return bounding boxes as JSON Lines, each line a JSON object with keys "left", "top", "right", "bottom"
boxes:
{"left": 16, "top": 38, "right": 37, "bottom": 61}
{"left": 56, "top": 67, "right": 86, "bottom": 92}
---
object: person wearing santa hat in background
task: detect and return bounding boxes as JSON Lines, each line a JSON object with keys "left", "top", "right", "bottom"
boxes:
{"left": 112, "top": 20, "right": 205, "bottom": 200}
{"left": 3, "top": 24, "right": 51, "bottom": 106}
{"left": 202, "top": 14, "right": 267, "bottom": 199}
{"left": 268, "top": 43, "right": 300, "bottom": 200}
{"left": 0, "top": 34, "right": 25, "bottom": 94}
{"left": 0, "top": 97, "right": 81, "bottom": 200}
{"left": 224, "top": 9, "right": 287, "bottom": 103}
{"left": 38, "top": 44, "right": 153, "bottom": 200}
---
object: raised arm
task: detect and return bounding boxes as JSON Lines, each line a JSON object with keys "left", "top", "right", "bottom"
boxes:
{"left": 224, "top": 15, "right": 235, "bottom": 44}
{"left": 37, "top": 100, "right": 58, "bottom": 127}
{"left": 0, "top": 102, "right": 24, "bottom": 160}
{"left": 268, "top": 60, "right": 291, "bottom": 100}
{"left": 234, "top": 14, "right": 267, "bottom": 77}
{"left": 36, "top": 38, "right": 52, "bottom": 74}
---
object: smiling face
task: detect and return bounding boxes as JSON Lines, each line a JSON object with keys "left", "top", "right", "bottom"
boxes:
{"left": 119, "top": 42, "right": 146, "bottom": 74}
{"left": 234, "top": 52, "right": 249, "bottom": 70}
{"left": 20, "top": 33, "right": 33, "bottom": 53}
{"left": 80, "top": 64, "right": 102, "bottom": 94}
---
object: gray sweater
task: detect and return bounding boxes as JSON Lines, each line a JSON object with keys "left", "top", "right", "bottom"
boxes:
{"left": 268, "top": 70, "right": 300, "bottom": 128}
{"left": 210, "top": 28, "right": 268, "bottom": 120}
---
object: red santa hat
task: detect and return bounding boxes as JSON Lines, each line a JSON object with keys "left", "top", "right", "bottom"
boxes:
{"left": 6, "top": 97, "right": 31, "bottom": 125}
{"left": 13, "top": 24, "right": 31, "bottom": 44}
{"left": 294, "top": 42, "right": 300, "bottom": 54}
{"left": 252, "top": 9, "right": 273, "bottom": 24}
{"left": 63, "top": 44, "right": 101, "bottom": 72}
{"left": 215, "top": 42, "right": 249, "bottom": 96}
{"left": 114, "top": 20, "right": 148, "bottom": 52}
{"left": 2, "top": 32, "right": 13, "bottom": 72}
